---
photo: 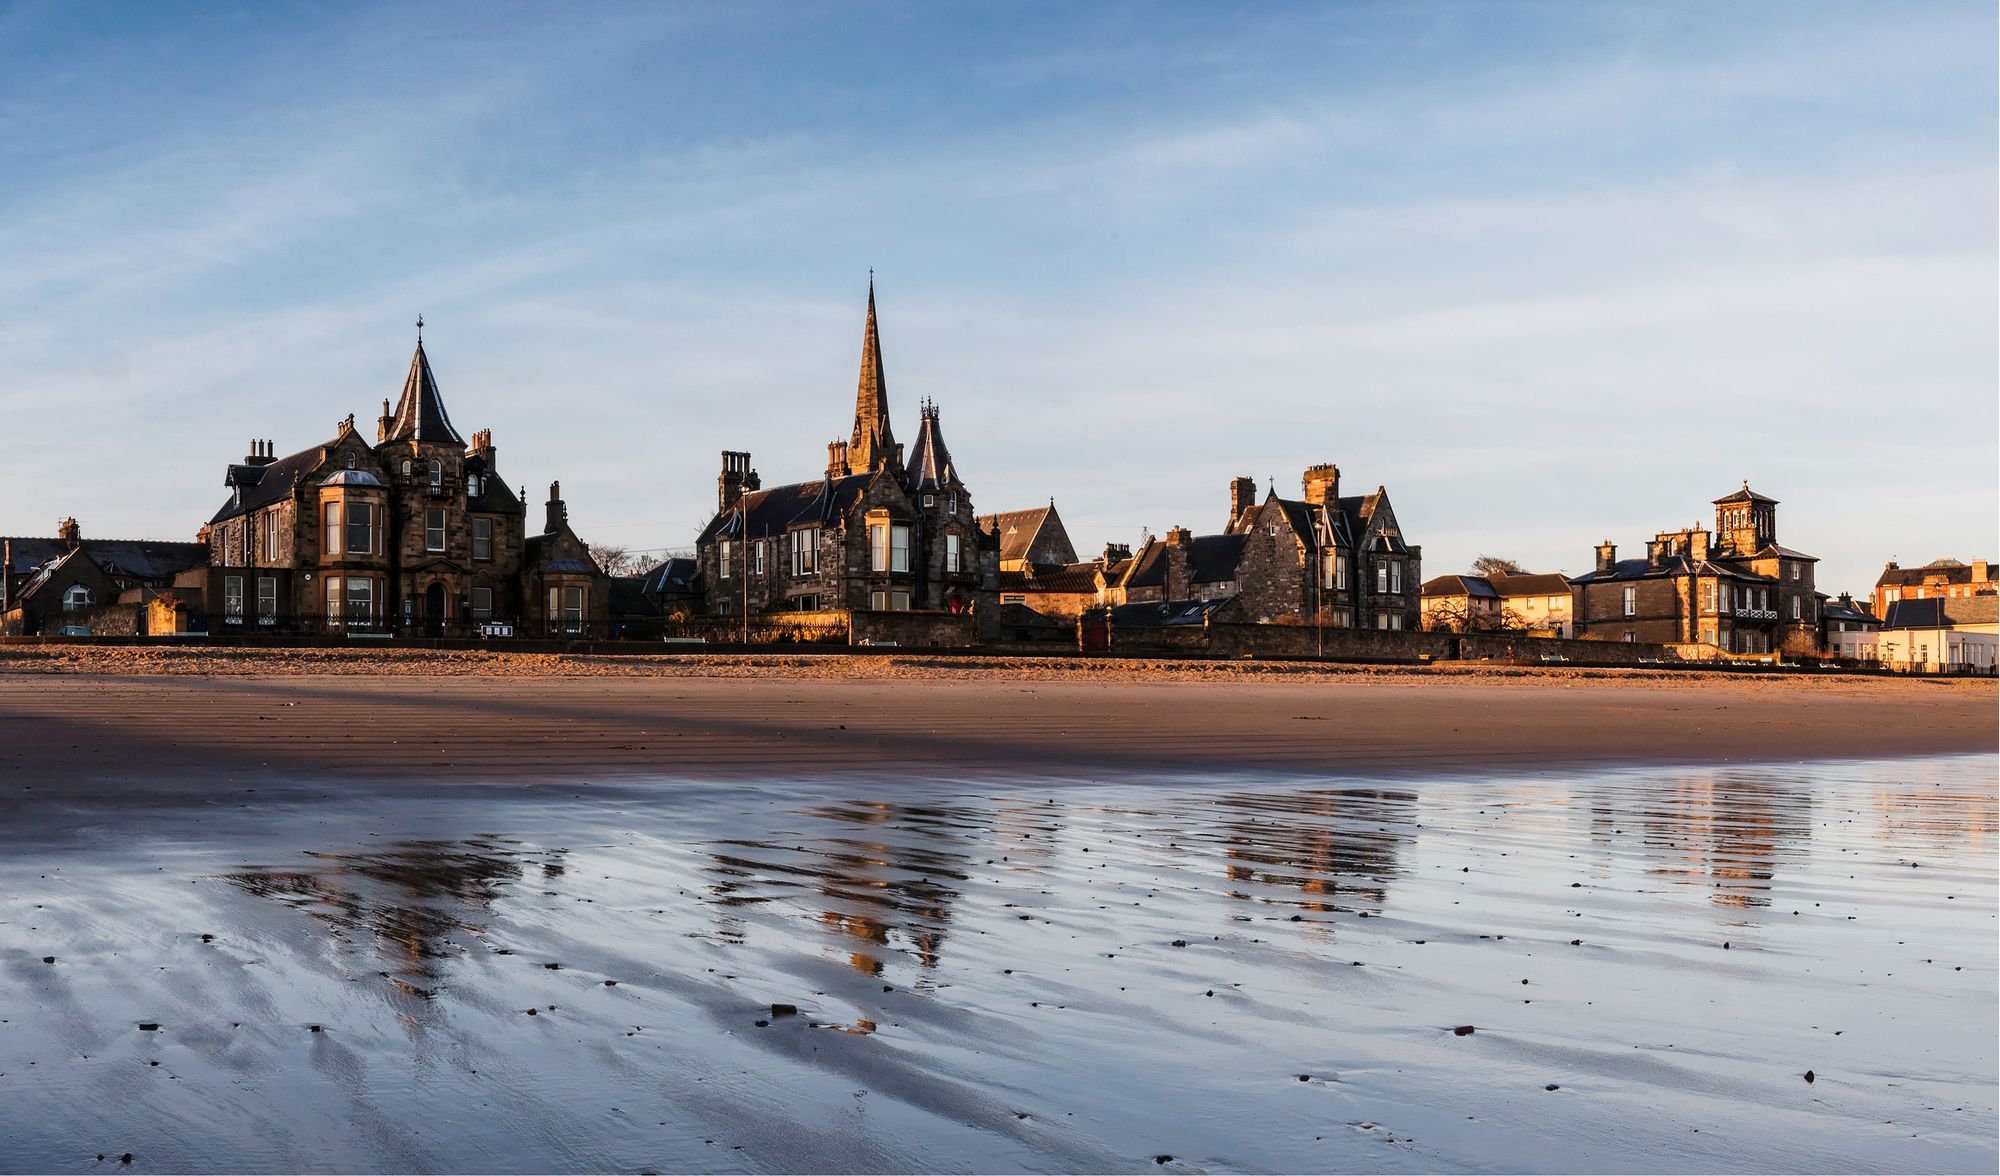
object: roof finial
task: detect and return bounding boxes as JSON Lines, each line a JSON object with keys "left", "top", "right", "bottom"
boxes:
{"left": 416, "top": 314, "right": 425, "bottom": 341}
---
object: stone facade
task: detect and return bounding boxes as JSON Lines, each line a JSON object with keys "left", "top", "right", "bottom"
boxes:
{"left": 694, "top": 283, "right": 999, "bottom": 628}
{"left": 198, "top": 338, "right": 607, "bottom": 637}
{"left": 1224, "top": 466, "right": 1422, "bottom": 628}
{"left": 1571, "top": 483, "right": 1820, "bottom": 654}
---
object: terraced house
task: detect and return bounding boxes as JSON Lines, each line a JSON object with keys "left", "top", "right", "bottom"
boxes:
{"left": 196, "top": 336, "right": 606, "bottom": 636}
{"left": 694, "top": 283, "right": 999, "bottom": 623}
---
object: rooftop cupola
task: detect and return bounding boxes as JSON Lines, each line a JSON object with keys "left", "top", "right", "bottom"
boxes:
{"left": 905, "top": 398, "right": 959, "bottom": 493}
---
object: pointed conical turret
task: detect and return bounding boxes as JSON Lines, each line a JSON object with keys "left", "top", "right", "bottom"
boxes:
{"left": 386, "top": 339, "right": 466, "bottom": 446}
{"left": 847, "top": 278, "right": 897, "bottom": 474}
{"left": 905, "top": 398, "right": 959, "bottom": 492}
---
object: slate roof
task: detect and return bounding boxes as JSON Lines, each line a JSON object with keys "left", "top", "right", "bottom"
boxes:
{"left": 10, "top": 546, "right": 93, "bottom": 603}
{"left": 1120, "top": 534, "right": 1249, "bottom": 590}
{"left": 1110, "top": 598, "right": 1234, "bottom": 628}
{"left": 637, "top": 557, "right": 699, "bottom": 598}
{"left": 904, "top": 402, "right": 960, "bottom": 493}
{"left": 385, "top": 341, "right": 465, "bottom": 445}
{"left": 3, "top": 537, "right": 207, "bottom": 583}
{"left": 1572, "top": 556, "right": 1774, "bottom": 585}
{"left": 1822, "top": 598, "right": 1879, "bottom": 626}
{"left": 1713, "top": 483, "right": 1777, "bottom": 505}
{"left": 608, "top": 576, "right": 653, "bottom": 618}
{"left": 466, "top": 460, "right": 522, "bottom": 515}
{"left": 977, "top": 504, "right": 1077, "bottom": 566}
{"left": 698, "top": 473, "right": 876, "bottom": 543}
{"left": 1877, "top": 559, "right": 1995, "bottom": 588}
{"left": 1881, "top": 597, "right": 1999, "bottom": 629}
{"left": 1421, "top": 574, "right": 1500, "bottom": 599}
{"left": 211, "top": 443, "right": 328, "bottom": 524}
{"left": 1021, "top": 561, "right": 1102, "bottom": 594}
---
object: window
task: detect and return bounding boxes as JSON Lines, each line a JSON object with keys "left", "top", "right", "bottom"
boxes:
{"left": 325, "top": 577, "right": 341, "bottom": 623}
{"left": 892, "top": 590, "right": 910, "bottom": 611}
{"left": 1700, "top": 625, "right": 1717, "bottom": 646}
{"left": 1700, "top": 582, "right": 1715, "bottom": 612}
{"left": 1388, "top": 561, "right": 1402, "bottom": 594}
{"left": 472, "top": 518, "right": 492, "bottom": 561}
{"left": 345, "top": 577, "right": 372, "bottom": 622}
{"left": 425, "top": 508, "right": 445, "bottom": 553}
{"left": 753, "top": 540, "right": 766, "bottom": 576}
{"left": 719, "top": 539, "right": 734, "bottom": 579}
{"left": 870, "top": 590, "right": 885, "bottom": 611}
{"left": 1789, "top": 596, "right": 1800, "bottom": 621}
{"left": 63, "top": 584, "right": 92, "bottom": 612}
{"left": 947, "top": 492, "right": 957, "bottom": 515}
{"left": 869, "top": 523, "right": 888, "bottom": 572}
{"left": 892, "top": 525, "right": 910, "bottom": 572}
{"left": 429, "top": 459, "right": 442, "bottom": 488}
{"left": 547, "top": 585, "right": 584, "bottom": 634}
{"left": 223, "top": 575, "right": 243, "bottom": 620}
{"left": 344, "top": 451, "right": 356, "bottom": 470}
{"left": 946, "top": 534, "right": 961, "bottom": 574}
{"left": 1622, "top": 586, "right": 1637, "bottom": 616}
{"left": 1376, "top": 564, "right": 1388, "bottom": 593}
{"left": 923, "top": 494, "right": 935, "bottom": 508}
{"left": 324, "top": 502, "right": 341, "bottom": 554}
{"left": 1335, "top": 552, "right": 1348, "bottom": 591}
{"left": 257, "top": 576, "right": 276, "bottom": 623}
{"left": 1332, "top": 608, "right": 1351, "bottom": 628}
{"left": 869, "top": 590, "right": 913, "bottom": 611}
{"left": 402, "top": 459, "right": 412, "bottom": 476}
{"left": 467, "top": 474, "right": 481, "bottom": 498}
{"left": 346, "top": 502, "right": 374, "bottom": 555}
{"left": 472, "top": 587, "right": 493, "bottom": 621}
{"left": 264, "top": 511, "right": 279, "bottom": 563}
{"left": 790, "top": 528, "right": 818, "bottom": 576}
{"left": 1623, "top": 632, "right": 1636, "bottom": 643}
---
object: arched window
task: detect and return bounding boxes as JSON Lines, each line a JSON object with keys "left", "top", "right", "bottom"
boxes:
{"left": 429, "top": 459, "right": 442, "bottom": 488}
{"left": 344, "top": 452, "right": 357, "bottom": 470}
{"left": 402, "top": 459, "right": 412, "bottom": 476}
{"left": 63, "top": 585, "right": 91, "bottom": 611}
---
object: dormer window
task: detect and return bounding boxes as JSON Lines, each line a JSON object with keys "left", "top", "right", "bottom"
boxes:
{"left": 468, "top": 474, "right": 482, "bottom": 498}
{"left": 344, "top": 452, "right": 356, "bottom": 470}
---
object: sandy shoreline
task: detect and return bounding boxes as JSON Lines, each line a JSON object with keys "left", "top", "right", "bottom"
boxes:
{"left": 0, "top": 651, "right": 1990, "bottom": 790}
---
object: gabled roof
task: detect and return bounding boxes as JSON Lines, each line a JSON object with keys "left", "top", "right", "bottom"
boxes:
{"left": 385, "top": 340, "right": 465, "bottom": 446}
{"left": 466, "top": 459, "right": 521, "bottom": 515}
{"left": 1488, "top": 571, "right": 1570, "bottom": 597}
{"left": 904, "top": 401, "right": 959, "bottom": 493}
{"left": 1713, "top": 483, "right": 1777, "bottom": 505}
{"left": 11, "top": 545, "right": 94, "bottom": 603}
{"left": 638, "top": 557, "right": 699, "bottom": 598}
{"left": 3, "top": 537, "right": 207, "bottom": 581}
{"left": 1882, "top": 597, "right": 1999, "bottom": 629}
{"left": 1120, "top": 533, "right": 1249, "bottom": 589}
{"left": 979, "top": 504, "right": 1073, "bottom": 565}
{"left": 210, "top": 443, "right": 328, "bottom": 524}
{"left": 1019, "top": 561, "right": 1102, "bottom": 595}
{"left": 1822, "top": 598, "right": 1879, "bottom": 625}
{"left": 698, "top": 473, "right": 877, "bottom": 543}
{"left": 1748, "top": 544, "right": 1817, "bottom": 561}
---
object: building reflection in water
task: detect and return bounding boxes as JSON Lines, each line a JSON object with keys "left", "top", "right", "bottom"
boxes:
{"left": 1588, "top": 773, "right": 1811, "bottom": 910}
{"left": 703, "top": 800, "right": 983, "bottom": 975}
{"left": 223, "top": 838, "right": 564, "bottom": 998}
{"left": 1212, "top": 789, "right": 1417, "bottom": 914}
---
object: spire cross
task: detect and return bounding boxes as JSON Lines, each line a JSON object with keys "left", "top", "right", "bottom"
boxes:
{"left": 416, "top": 314, "right": 424, "bottom": 340}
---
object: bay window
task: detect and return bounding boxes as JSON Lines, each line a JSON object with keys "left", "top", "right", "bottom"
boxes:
{"left": 345, "top": 577, "right": 373, "bottom": 623}
{"left": 946, "top": 534, "right": 961, "bottom": 574}
{"left": 345, "top": 502, "right": 374, "bottom": 555}
{"left": 547, "top": 585, "right": 584, "bottom": 634}
{"left": 323, "top": 502, "right": 341, "bottom": 555}
{"left": 324, "top": 577, "right": 341, "bottom": 623}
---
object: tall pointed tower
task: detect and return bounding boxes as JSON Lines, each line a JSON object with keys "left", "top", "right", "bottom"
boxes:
{"left": 845, "top": 277, "right": 900, "bottom": 475}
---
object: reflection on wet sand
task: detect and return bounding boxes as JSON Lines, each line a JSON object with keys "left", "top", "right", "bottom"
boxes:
{"left": 1589, "top": 775, "right": 1814, "bottom": 910}
{"left": 223, "top": 838, "right": 567, "bottom": 991}
{"left": 1215, "top": 789, "right": 1416, "bottom": 912}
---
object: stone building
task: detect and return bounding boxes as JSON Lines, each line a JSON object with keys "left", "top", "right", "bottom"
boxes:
{"left": 0, "top": 520, "right": 206, "bottom": 636}
{"left": 694, "top": 283, "right": 999, "bottom": 623}
{"left": 980, "top": 503, "right": 1078, "bottom": 572}
{"left": 1873, "top": 558, "right": 1995, "bottom": 614}
{"left": 198, "top": 335, "right": 607, "bottom": 637}
{"left": 1421, "top": 571, "right": 1573, "bottom": 635}
{"left": 1570, "top": 483, "right": 1820, "bottom": 654}
{"left": 1223, "top": 466, "right": 1422, "bottom": 629}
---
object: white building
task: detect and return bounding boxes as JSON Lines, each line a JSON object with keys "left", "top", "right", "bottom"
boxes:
{"left": 1877, "top": 597, "right": 1997, "bottom": 674}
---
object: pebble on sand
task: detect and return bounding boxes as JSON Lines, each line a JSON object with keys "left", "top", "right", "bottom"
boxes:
{"left": 42, "top": 956, "right": 54, "bottom": 964}
{"left": 1452, "top": 1025, "right": 1476, "bottom": 1036}
{"left": 1545, "top": 1084, "right": 1560, "bottom": 1091}
{"left": 770, "top": 1003, "right": 798, "bottom": 1017}
{"left": 1804, "top": 1070, "right": 1815, "bottom": 1083}
{"left": 137, "top": 1023, "right": 159, "bottom": 1032}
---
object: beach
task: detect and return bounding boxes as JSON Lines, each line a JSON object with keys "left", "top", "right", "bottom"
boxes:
{"left": 2, "top": 657, "right": 1995, "bottom": 1173}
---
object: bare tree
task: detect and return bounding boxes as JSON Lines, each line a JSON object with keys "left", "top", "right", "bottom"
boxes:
{"left": 589, "top": 543, "right": 644, "bottom": 577}
{"left": 1471, "top": 554, "right": 1528, "bottom": 578}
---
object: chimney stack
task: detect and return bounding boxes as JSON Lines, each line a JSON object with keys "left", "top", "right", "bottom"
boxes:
{"left": 1301, "top": 464, "right": 1340, "bottom": 507}
{"left": 827, "top": 440, "right": 850, "bottom": 479}
{"left": 1595, "top": 541, "right": 1617, "bottom": 573}
{"left": 1162, "top": 530, "right": 1192, "bottom": 601}
{"left": 1228, "top": 477, "right": 1257, "bottom": 529}
{"left": 469, "top": 428, "right": 494, "bottom": 461}
{"left": 718, "top": 451, "right": 751, "bottom": 512}
{"left": 1645, "top": 538, "right": 1664, "bottom": 570}
{"left": 1099, "top": 542, "right": 1130, "bottom": 571}
{"left": 244, "top": 439, "right": 276, "bottom": 467}
{"left": 545, "top": 481, "right": 567, "bottom": 534}
{"left": 58, "top": 517, "right": 81, "bottom": 550}
{"left": 1974, "top": 560, "right": 1990, "bottom": 584}
{"left": 377, "top": 399, "right": 393, "bottom": 444}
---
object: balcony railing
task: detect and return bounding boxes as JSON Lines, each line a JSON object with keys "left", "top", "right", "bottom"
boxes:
{"left": 1736, "top": 608, "right": 1778, "bottom": 621}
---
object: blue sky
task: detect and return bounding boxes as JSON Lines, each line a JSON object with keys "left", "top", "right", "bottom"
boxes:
{"left": 1, "top": 1, "right": 1993, "bottom": 596}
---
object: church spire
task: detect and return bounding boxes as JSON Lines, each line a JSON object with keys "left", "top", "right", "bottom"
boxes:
{"left": 847, "top": 275, "right": 898, "bottom": 474}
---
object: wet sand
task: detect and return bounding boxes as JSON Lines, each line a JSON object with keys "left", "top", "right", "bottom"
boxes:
{"left": 0, "top": 670, "right": 1992, "bottom": 791}
{"left": 1, "top": 756, "right": 1994, "bottom": 1173}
